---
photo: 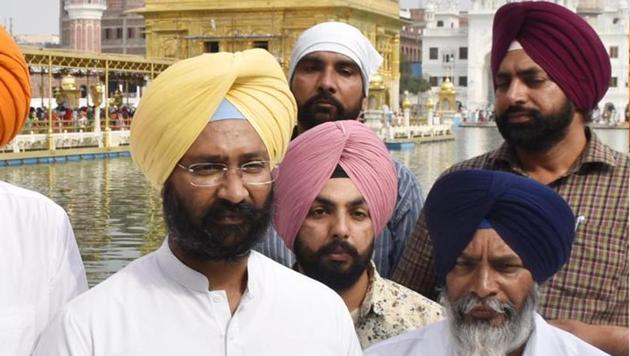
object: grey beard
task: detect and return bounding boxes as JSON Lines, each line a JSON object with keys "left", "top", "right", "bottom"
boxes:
{"left": 440, "top": 285, "right": 538, "bottom": 356}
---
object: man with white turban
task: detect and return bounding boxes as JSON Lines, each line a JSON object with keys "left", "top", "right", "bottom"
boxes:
{"left": 0, "top": 27, "right": 87, "bottom": 356}
{"left": 256, "top": 21, "right": 425, "bottom": 280}
{"left": 34, "top": 49, "right": 361, "bottom": 356}
{"left": 394, "top": 2, "right": 628, "bottom": 354}
{"left": 274, "top": 120, "right": 442, "bottom": 349}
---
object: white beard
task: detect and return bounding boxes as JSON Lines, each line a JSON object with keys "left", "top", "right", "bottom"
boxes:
{"left": 440, "top": 286, "right": 538, "bottom": 356}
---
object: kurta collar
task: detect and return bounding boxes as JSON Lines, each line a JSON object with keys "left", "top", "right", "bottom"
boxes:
{"left": 522, "top": 313, "right": 567, "bottom": 356}
{"left": 156, "top": 238, "right": 260, "bottom": 298}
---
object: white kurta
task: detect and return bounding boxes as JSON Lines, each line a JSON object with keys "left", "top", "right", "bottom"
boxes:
{"left": 364, "top": 313, "right": 609, "bottom": 356}
{"left": 34, "top": 240, "right": 362, "bottom": 356}
{"left": 0, "top": 181, "right": 88, "bottom": 356}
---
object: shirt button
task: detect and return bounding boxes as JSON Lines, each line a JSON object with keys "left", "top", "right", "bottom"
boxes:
{"left": 211, "top": 296, "right": 222, "bottom": 303}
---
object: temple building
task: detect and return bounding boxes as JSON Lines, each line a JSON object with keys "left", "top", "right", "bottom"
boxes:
{"left": 134, "top": 0, "right": 404, "bottom": 109}
{"left": 101, "top": 0, "right": 146, "bottom": 55}
{"left": 59, "top": 0, "right": 107, "bottom": 52}
{"left": 60, "top": 0, "right": 146, "bottom": 54}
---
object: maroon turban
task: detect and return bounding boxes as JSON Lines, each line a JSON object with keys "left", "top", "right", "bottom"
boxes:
{"left": 491, "top": 1, "right": 610, "bottom": 112}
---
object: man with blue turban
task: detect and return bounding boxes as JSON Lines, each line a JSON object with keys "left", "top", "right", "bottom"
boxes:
{"left": 394, "top": 2, "right": 628, "bottom": 354}
{"left": 34, "top": 49, "right": 361, "bottom": 356}
{"left": 366, "top": 170, "right": 606, "bottom": 356}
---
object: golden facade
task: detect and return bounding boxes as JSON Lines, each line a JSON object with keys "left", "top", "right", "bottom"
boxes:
{"left": 136, "top": 0, "right": 403, "bottom": 108}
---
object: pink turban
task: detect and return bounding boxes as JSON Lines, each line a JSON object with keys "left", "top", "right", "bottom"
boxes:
{"left": 0, "top": 27, "right": 31, "bottom": 147}
{"left": 491, "top": 1, "right": 610, "bottom": 112}
{"left": 273, "top": 120, "right": 398, "bottom": 250}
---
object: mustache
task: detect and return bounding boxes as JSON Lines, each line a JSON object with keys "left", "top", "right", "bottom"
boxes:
{"left": 202, "top": 199, "right": 258, "bottom": 222}
{"left": 455, "top": 294, "right": 516, "bottom": 319}
{"left": 302, "top": 91, "right": 345, "bottom": 113}
{"left": 316, "top": 239, "right": 360, "bottom": 258}
{"left": 500, "top": 105, "right": 541, "bottom": 118}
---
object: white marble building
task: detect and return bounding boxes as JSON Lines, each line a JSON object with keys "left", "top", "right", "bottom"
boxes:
{"left": 421, "top": 0, "right": 629, "bottom": 117}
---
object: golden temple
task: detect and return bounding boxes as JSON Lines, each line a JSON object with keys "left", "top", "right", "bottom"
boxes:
{"left": 136, "top": 0, "right": 403, "bottom": 108}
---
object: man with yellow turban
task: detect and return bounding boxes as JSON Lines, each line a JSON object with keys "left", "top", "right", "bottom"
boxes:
{"left": 0, "top": 27, "right": 88, "bottom": 356}
{"left": 34, "top": 49, "right": 361, "bottom": 356}
{"left": 274, "top": 120, "right": 443, "bottom": 349}
{"left": 394, "top": 2, "right": 628, "bottom": 355}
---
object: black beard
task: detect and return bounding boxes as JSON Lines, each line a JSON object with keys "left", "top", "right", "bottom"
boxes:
{"left": 297, "top": 91, "right": 363, "bottom": 131}
{"left": 496, "top": 99, "right": 574, "bottom": 152}
{"left": 294, "top": 237, "right": 373, "bottom": 292}
{"left": 162, "top": 180, "right": 272, "bottom": 262}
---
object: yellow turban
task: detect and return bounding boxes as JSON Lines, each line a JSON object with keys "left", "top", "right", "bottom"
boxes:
{"left": 130, "top": 49, "right": 297, "bottom": 190}
{"left": 0, "top": 27, "right": 31, "bottom": 147}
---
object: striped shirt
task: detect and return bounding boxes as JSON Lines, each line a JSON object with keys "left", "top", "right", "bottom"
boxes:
{"left": 393, "top": 129, "right": 629, "bottom": 326}
{"left": 254, "top": 159, "right": 424, "bottom": 278}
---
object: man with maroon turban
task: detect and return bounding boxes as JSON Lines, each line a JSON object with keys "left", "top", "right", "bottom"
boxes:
{"left": 0, "top": 27, "right": 87, "bottom": 355}
{"left": 274, "top": 120, "right": 443, "bottom": 349}
{"left": 393, "top": 2, "right": 628, "bottom": 355}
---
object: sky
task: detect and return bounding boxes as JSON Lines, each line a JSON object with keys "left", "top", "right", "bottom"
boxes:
{"left": 2, "top": 0, "right": 472, "bottom": 36}
{"left": 1, "top": 0, "right": 60, "bottom": 35}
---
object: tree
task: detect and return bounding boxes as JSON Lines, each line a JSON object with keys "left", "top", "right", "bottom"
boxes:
{"left": 399, "top": 57, "right": 430, "bottom": 94}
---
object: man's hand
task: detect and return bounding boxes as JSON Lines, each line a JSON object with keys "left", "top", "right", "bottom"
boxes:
{"left": 549, "top": 319, "right": 629, "bottom": 356}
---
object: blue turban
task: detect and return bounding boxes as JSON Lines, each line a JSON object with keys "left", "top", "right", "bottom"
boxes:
{"left": 425, "top": 169, "right": 575, "bottom": 285}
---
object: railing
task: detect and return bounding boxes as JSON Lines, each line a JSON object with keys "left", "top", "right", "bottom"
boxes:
{"left": 1, "top": 129, "right": 130, "bottom": 154}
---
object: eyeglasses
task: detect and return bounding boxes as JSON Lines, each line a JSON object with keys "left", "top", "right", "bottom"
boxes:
{"left": 176, "top": 160, "right": 276, "bottom": 188}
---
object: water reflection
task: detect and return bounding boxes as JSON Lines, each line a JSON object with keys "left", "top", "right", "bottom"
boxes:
{"left": 0, "top": 127, "right": 626, "bottom": 286}
{"left": 0, "top": 159, "right": 165, "bottom": 285}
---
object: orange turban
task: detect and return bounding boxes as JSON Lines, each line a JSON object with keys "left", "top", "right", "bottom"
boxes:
{"left": 0, "top": 27, "right": 31, "bottom": 147}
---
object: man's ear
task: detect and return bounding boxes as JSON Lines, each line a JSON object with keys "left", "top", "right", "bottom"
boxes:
{"left": 361, "top": 97, "right": 368, "bottom": 111}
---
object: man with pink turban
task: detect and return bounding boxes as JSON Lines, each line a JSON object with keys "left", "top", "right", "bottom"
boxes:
{"left": 0, "top": 27, "right": 87, "bottom": 355}
{"left": 274, "top": 120, "right": 443, "bottom": 349}
{"left": 255, "top": 22, "right": 425, "bottom": 279}
{"left": 394, "top": 2, "right": 628, "bottom": 355}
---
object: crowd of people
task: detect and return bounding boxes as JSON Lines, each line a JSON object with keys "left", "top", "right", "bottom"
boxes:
{"left": 21, "top": 105, "right": 136, "bottom": 134}
{"left": 1, "top": 2, "right": 628, "bottom": 356}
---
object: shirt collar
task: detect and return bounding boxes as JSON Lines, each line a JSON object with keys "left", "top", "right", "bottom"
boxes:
{"left": 156, "top": 237, "right": 260, "bottom": 297}
{"left": 575, "top": 128, "right": 621, "bottom": 168}
{"left": 358, "top": 261, "right": 386, "bottom": 318}
{"left": 490, "top": 127, "right": 620, "bottom": 173}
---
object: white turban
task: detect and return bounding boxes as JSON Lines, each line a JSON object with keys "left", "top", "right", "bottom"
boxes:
{"left": 288, "top": 22, "right": 383, "bottom": 96}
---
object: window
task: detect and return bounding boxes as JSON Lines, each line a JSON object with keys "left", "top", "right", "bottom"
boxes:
{"left": 429, "top": 76, "right": 439, "bottom": 86}
{"left": 458, "top": 76, "right": 468, "bottom": 87}
{"left": 443, "top": 53, "right": 454, "bottom": 63}
{"left": 116, "top": 28, "right": 123, "bottom": 39}
{"left": 459, "top": 47, "right": 468, "bottom": 60}
{"left": 429, "top": 47, "right": 438, "bottom": 60}
{"left": 610, "top": 77, "right": 618, "bottom": 87}
{"left": 204, "top": 41, "right": 219, "bottom": 53}
{"left": 611, "top": 46, "right": 619, "bottom": 58}
{"left": 104, "top": 28, "right": 112, "bottom": 40}
{"left": 437, "top": 20, "right": 444, "bottom": 27}
{"left": 140, "top": 27, "right": 146, "bottom": 39}
{"left": 127, "top": 28, "right": 135, "bottom": 39}
{"left": 252, "top": 41, "right": 268, "bottom": 50}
